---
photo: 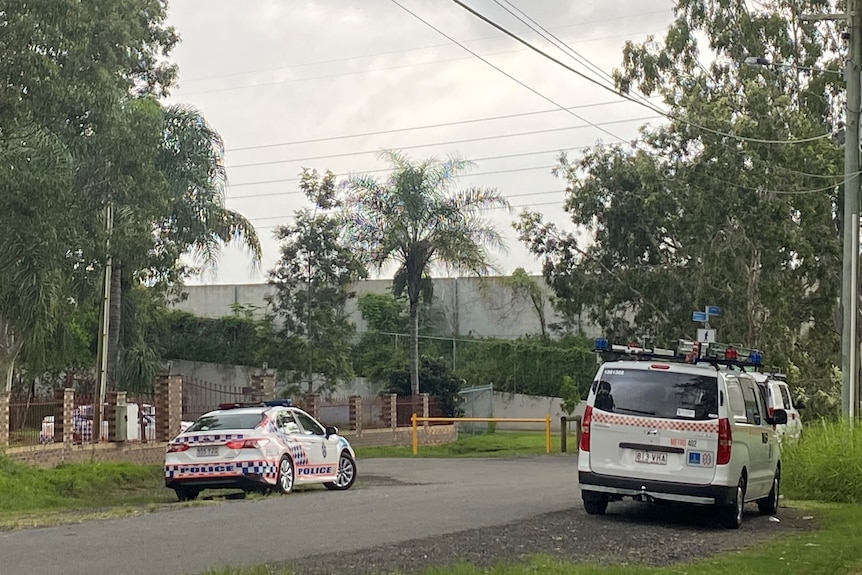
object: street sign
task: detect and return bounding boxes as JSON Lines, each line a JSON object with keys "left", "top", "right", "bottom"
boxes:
{"left": 697, "top": 328, "right": 716, "bottom": 343}
{"left": 707, "top": 306, "right": 722, "bottom": 316}
{"left": 692, "top": 311, "right": 708, "bottom": 322}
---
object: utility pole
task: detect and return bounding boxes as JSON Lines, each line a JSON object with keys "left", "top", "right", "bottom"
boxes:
{"left": 94, "top": 201, "right": 113, "bottom": 442}
{"left": 842, "top": 0, "right": 861, "bottom": 420}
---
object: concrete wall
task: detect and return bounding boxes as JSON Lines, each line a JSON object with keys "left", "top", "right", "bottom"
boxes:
{"left": 462, "top": 389, "right": 587, "bottom": 431}
{"left": 172, "top": 276, "right": 604, "bottom": 340}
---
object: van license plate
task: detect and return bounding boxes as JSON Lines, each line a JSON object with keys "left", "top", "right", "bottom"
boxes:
{"left": 635, "top": 451, "right": 667, "bottom": 465}
{"left": 196, "top": 447, "right": 219, "bottom": 457}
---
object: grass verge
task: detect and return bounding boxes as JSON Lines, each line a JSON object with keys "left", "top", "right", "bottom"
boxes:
{"left": 201, "top": 502, "right": 860, "bottom": 575}
{"left": 0, "top": 455, "right": 176, "bottom": 528}
{"left": 356, "top": 430, "right": 570, "bottom": 459}
{"left": 782, "top": 419, "right": 862, "bottom": 503}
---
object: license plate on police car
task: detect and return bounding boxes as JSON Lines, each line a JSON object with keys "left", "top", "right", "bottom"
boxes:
{"left": 196, "top": 446, "right": 219, "bottom": 457}
{"left": 635, "top": 451, "right": 667, "bottom": 465}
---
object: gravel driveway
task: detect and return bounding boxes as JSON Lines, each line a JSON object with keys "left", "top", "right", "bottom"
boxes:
{"left": 288, "top": 476, "right": 814, "bottom": 575}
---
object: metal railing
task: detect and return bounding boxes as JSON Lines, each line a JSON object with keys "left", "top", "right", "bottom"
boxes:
{"left": 410, "top": 414, "right": 552, "bottom": 455}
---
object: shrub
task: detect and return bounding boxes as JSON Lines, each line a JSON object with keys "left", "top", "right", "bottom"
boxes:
{"left": 782, "top": 420, "right": 862, "bottom": 503}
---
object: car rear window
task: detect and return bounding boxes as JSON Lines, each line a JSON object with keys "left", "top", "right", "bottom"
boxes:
{"left": 186, "top": 412, "right": 265, "bottom": 432}
{"left": 593, "top": 368, "right": 719, "bottom": 421}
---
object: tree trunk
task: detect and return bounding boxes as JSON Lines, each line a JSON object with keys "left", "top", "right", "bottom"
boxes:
{"left": 2, "top": 357, "right": 14, "bottom": 393}
{"left": 107, "top": 263, "right": 123, "bottom": 391}
{"left": 0, "top": 317, "right": 22, "bottom": 393}
{"left": 409, "top": 297, "right": 420, "bottom": 400}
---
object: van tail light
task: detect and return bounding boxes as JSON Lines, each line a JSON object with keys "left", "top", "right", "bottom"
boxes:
{"left": 225, "top": 438, "right": 270, "bottom": 450}
{"left": 579, "top": 406, "right": 593, "bottom": 452}
{"left": 167, "top": 443, "right": 189, "bottom": 453}
{"left": 768, "top": 407, "right": 775, "bottom": 418}
{"left": 717, "top": 418, "right": 732, "bottom": 465}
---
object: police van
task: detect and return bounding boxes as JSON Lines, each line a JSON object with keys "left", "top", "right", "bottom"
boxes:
{"left": 577, "top": 339, "right": 788, "bottom": 529}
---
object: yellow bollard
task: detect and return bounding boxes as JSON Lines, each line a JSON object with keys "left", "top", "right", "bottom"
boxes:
{"left": 545, "top": 414, "right": 551, "bottom": 454}
{"left": 412, "top": 413, "right": 418, "bottom": 455}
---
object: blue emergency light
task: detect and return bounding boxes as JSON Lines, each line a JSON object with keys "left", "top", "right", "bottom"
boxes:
{"left": 263, "top": 399, "right": 292, "bottom": 407}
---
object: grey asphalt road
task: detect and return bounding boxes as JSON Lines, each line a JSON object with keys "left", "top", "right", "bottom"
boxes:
{"left": 0, "top": 457, "right": 581, "bottom": 575}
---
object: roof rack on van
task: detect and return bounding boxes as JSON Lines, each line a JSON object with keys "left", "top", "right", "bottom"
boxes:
{"left": 594, "top": 337, "right": 763, "bottom": 369}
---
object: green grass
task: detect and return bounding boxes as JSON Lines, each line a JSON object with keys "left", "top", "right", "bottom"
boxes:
{"left": 201, "top": 502, "right": 861, "bottom": 575}
{"left": 782, "top": 420, "right": 862, "bottom": 503}
{"left": 0, "top": 455, "right": 171, "bottom": 516}
{"left": 356, "top": 430, "right": 572, "bottom": 459}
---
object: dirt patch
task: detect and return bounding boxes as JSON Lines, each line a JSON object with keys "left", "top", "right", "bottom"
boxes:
{"left": 285, "top": 501, "right": 816, "bottom": 574}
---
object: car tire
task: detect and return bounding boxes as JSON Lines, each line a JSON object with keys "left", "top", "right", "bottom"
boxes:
{"left": 276, "top": 455, "right": 295, "bottom": 494}
{"left": 324, "top": 452, "right": 357, "bottom": 491}
{"left": 720, "top": 477, "right": 746, "bottom": 529}
{"left": 174, "top": 486, "right": 200, "bottom": 502}
{"left": 582, "top": 490, "right": 609, "bottom": 515}
{"left": 757, "top": 470, "right": 780, "bottom": 516}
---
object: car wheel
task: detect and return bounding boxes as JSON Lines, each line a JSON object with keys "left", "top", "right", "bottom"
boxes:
{"left": 757, "top": 471, "right": 780, "bottom": 516}
{"left": 174, "top": 486, "right": 200, "bottom": 502}
{"left": 582, "top": 490, "right": 609, "bottom": 515}
{"left": 720, "top": 477, "right": 746, "bottom": 529}
{"left": 324, "top": 452, "right": 357, "bottom": 491}
{"left": 276, "top": 455, "right": 295, "bottom": 494}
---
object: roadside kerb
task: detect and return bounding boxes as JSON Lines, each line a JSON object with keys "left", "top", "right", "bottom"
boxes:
{"left": 410, "top": 414, "right": 552, "bottom": 455}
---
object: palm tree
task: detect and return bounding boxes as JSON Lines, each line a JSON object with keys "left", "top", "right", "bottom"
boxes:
{"left": 104, "top": 103, "right": 262, "bottom": 392}
{"left": 342, "top": 151, "right": 508, "bottom": 400}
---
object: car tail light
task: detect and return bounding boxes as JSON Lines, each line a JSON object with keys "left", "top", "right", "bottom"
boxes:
{"left": 717, "top": 418, "right": 732, "bottom": 465}
{"left": 579, "top": 405, "right": 593, "bottom": 452}
{"left": 225, "top": 438, "right": 270, "bottom": 450}
{"left": 167, "top": 443, "right": 189, "bottom": 453}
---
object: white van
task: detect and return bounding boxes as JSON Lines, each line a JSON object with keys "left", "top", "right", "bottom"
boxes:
{"left": 750, "top": 373, "right": 804, "bottom": 445}
{"left": 578, "top": 339, "right": 788, "bottom": 529}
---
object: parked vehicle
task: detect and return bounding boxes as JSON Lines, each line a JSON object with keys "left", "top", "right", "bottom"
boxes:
{"left": 578, "top": 339, "right": 787, "bottom": 529}
{"left": 164, "top": 400, "right": 357, "bottom": 501}
{"left": 751, "top": 372, "right": 804, "bottom": 445}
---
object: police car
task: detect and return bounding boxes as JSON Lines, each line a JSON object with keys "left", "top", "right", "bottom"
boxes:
{"left": 578, "top": 339, "right": 788, "bottom": 529}
{"left": 164, "top": 400, "right": 357, "bottom": 501}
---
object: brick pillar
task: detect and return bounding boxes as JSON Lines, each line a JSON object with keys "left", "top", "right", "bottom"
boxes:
{"left": 62, "top": 388, "right": 74, "bottom": 450}
{"left": 0, "top": 393, "right": 9, "bottom": 447}
{"left": 304, "top": 393, "right": 320, "bottom": 419}
{"left": 104, "top": 391, "right": 118, "bottom": 442}
{"left": 53, "top": 388, "right": 65, "bottom": 444}
{"left": 348, "top": 395, "right": 361, "bottom": 434}
{"left": 155, "top": 374, "right": 183, "bottom": 442}
{"left": 422, "top": 393, "right": 430, "bottom": 430}
{"left": 384, "top": 394, "right": 397, "bottom": 430}
{"left": 250, "top": 371, "right": 276, "bottom": 403}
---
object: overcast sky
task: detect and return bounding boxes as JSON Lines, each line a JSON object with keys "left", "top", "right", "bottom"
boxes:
{"left": 164, "top": 0, "right": 677, "bottom": 285}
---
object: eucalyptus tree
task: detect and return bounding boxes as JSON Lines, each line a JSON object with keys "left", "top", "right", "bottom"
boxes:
{"left": 516, "top": 0, "right": 843, "bottom": 409}
{"left": 268, "top": 169, "right": 367, "bottom": 393}
{"left": 342, "top": 151, "right": 509, "bottom": 398}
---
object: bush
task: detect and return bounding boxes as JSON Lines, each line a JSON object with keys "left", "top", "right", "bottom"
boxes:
{"left": 782, "top": 420, "right": 862, "bottom": 503}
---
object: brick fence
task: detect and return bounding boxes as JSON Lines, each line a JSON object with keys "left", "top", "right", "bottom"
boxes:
{"left": 2, "top": 373, "right": 458, "bottom": 468}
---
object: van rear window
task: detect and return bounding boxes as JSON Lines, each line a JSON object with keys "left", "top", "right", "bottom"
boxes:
{"left": 593, "top": 369, "right": 719, "bottom": 421}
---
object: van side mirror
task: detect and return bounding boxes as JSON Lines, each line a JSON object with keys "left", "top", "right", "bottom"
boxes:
{"left": 794, "top": 398, "right": 806, "bottom": 410}
{"left": 770, "top": 409, "right": 788, "bottom": 425}
{"left": 325, "top": 425, "right": 338, "bottom": 438}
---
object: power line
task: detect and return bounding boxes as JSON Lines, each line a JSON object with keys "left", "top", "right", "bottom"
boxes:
{"left": 181, "top": 8, "right": 672, "bottom": 84}
{"left": 252, "top": 197, "right": 568, "bottom": 231}
{"left": 225, "top": 97, "right": 662, "bottom": 153}
{"left": 249, "top": 188, "right": 567, "bottom": 222}
{"left": 451, "top": 0, "right": 834, "bottom": 146}
{"left": 227, "top": 163, "right": 559, "bottom": 199}
{"left": 226, "top": 115, "right": 657, "bottom": 169}
{"left": 388, "top": 0, "right": 630, "bottom": 144}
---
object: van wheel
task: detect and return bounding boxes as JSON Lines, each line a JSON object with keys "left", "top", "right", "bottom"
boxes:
{"left": 582, "top": 491, "right": 609, "bottom": 515}
{"left": 720, "top": 477, "right": 746, "bottom": 529}
{"left": 757, "top": 471, "right": 780, "bottom": 515}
